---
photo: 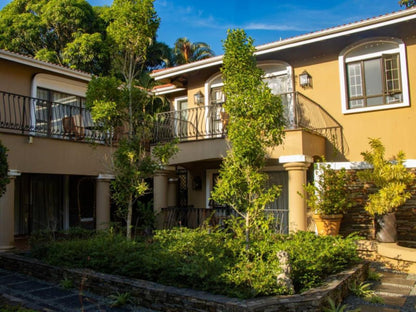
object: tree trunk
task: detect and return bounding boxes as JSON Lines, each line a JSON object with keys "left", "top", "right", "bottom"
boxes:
{"left": 126, "top": 194, "right": 133, "bottom": 240}
{"left": 245, "top": 213, "right": 250, "bottom": 250}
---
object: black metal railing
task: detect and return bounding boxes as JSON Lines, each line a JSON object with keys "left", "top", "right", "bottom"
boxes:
{"left": 0, "top": 90, "right": 110, "bottom": 143}
{"left": 153, "top": 92, "right": 344, "bottom": 153}
{"left": 162, "top": 206, "right": 288, "bottom": 234}
{"left": 153, "top": 103, "right": 226, "bottom": 142}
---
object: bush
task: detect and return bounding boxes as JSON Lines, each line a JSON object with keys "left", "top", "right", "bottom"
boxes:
{"left": 30, "top": 228, "right": 361, "bottom": 299}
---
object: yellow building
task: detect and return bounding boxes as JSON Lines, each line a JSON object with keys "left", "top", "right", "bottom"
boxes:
{"left": 0, "top": 49, "right": 114, "bottom": 250}
{"left": 151, "top": 8, "right": 416, "bottom": 237}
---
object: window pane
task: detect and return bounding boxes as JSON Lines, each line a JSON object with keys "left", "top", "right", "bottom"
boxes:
{"left": 384, "top": 54, "right": 401, "bottom": 94}
{"left": 364, "top": 59, "right": 383, "bottom": 97}
{"left": 347, "top": 63, "right": 363, "bottom": 98}
{"left": 367, "top": 96, "right": 384, "bottom": 106}
{"left": 349, "top": 99, "right": 364, "bottom": 109}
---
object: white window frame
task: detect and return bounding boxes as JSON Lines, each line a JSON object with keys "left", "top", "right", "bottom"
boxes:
{"left": 173, "top": 96, "right": 188, "bottom": 137}
{"left": 339, "top": 38, "right": 409, "bottom": 114}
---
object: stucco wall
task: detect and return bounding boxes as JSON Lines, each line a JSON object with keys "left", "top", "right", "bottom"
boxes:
{"left": 2, "top": 133, "right": 114, "bottom": 176}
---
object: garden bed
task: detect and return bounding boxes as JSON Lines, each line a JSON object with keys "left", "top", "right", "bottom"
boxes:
{"left": 0, "top": 252, "right": 368, "bottom": 312}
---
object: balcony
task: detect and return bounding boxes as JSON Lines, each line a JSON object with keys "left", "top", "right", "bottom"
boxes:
{"left": 153, "top": 92, "right": 343, "bottom": 154}
{"left": 0, "top": 90, "right": 111, "bottom": 143}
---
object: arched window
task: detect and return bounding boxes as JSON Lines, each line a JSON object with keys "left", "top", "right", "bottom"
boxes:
{"left": 339, "top": 38, "right": 409, "bottom": 114}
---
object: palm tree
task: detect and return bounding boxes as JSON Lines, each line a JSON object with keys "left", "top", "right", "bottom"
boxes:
{"left": 173, "top": 37, "right": 214, "bottom": 65}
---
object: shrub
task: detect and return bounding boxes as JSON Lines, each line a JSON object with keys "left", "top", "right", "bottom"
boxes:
{"left": 30, "top": 228, "right": 361, "bottom": 299}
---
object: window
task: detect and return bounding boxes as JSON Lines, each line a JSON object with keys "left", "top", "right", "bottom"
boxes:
{"left": 36, "top": 88, "right": 88, "bottom": 135}
{"left": 339, "top": 39, "right": 409, "bottom": 113}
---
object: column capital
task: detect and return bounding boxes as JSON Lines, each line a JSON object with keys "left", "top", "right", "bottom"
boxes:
{"left": 8, "top": 169, "right": 21, "bottom": 177}
{"left": 279, "top": 154, "right": 313, "bottom": 164}
{"left": 283, "top": 162, "right": 311, "bottom": 172}
{"left": 97, "top": 173, "right": 115, "bottom": 181}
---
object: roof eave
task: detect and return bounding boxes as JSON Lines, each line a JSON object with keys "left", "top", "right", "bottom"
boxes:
{"left": 151, "top": 8, "right": 416, "bottom": 81}
{"left": 0, "top": 50, "right": 91, "bottom": 82}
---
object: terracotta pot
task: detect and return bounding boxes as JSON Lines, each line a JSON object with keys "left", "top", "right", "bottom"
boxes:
{"left": 313, "top": 214, "right": 343, "bottom": 236}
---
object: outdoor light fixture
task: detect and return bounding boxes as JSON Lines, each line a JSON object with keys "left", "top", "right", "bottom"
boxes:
{"left": 299, "top": 70, "right": 312, "bottom": 88}
{"left": 194, "top": 91, "right": 204, "bottom": 105}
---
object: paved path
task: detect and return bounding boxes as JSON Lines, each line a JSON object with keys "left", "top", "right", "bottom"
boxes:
{"left": 0, "top": 268, "right": 158, "bottom": 312}
{"left": 342, "top": 266, "right": 416, "bottom": 312}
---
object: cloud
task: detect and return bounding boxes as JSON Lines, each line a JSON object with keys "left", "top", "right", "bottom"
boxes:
{"left": 244, "top": 23, "right": 306, "bottom": 32}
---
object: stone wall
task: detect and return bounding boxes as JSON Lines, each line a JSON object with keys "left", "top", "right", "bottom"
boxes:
{"left": 0, "top": 253, "right": 368, "bottom": 312}
{"left": 339, "top": 168, "right": 416, "bottom": 245}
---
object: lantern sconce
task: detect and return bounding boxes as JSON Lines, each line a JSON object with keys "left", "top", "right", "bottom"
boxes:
{"left": 194, "top": 90, "right": 204, "bottom": 105}
{"left": 299, "top": 70, "right": 312, "bottom": 88}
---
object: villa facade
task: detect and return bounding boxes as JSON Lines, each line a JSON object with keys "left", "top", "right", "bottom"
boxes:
{"left": 0, "top": 49, "right": 114, "bottom": 250}
{"left": 151, "top": 8, "right": 416, "bottom": 237}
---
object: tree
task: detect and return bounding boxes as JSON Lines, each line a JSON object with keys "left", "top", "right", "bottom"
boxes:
{"left": 87, "top": 0, "right": 177, "bottom": 239}
{"left": 399, "top": 0, "right": 416, "bottom": 8}
{"left": 211, "top": 29, "right": 285, "bottom": 246}
{"left": 0, "top": 0, "right": 110, "bottom": 74}
{"left": 173, "top": 37, "right": 214, "bottom": 65}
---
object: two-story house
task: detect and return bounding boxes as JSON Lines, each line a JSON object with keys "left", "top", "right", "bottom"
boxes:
{"left": 151, "top": 8, "right": 416, "bottom": 240}
{"left": 0, "top": 49, "right": 114, "bottom": 250}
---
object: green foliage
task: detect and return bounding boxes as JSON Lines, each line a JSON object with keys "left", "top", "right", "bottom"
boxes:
{"left": 400, "top": 0, "right": 416, "bottom": 8}
{"left": 367, "top": 268, "right": 382, "bottom": 281}
{"left": 323, "top": 298, "right": 347, "bottom": 312}
{"left": 173, "top": 37, "right": 215, "bottom": 65}
{"left": 85, "top": 0, "right": 177, "bottom": 239}
{"left": 303, "top": 163, "right": 353, "bottom": 215}
{"left": 0, "top": 140, "right": 10, "bottom": 197}
{"left": 358, "top": 138, "right": 415, "bottom": 215}
{"left": 59, "top": 277, "right": 74, "bottom": 289}
{"left": 348, "top": 280, "right": 383, "bottom": 303}
{"left": 0, "top": 0, "right": 110, "bottom": 74}
{"left": 211, "top": 29, "right": 285, "bottom": 246}
{"left": 109, "top": 292, "right": 133, "bottom": 307}
{"left": 31, "top": 229, "right": 361, "bottom": 299}
{"left": 0, "top": 0, "right": 169, "bottom": 74}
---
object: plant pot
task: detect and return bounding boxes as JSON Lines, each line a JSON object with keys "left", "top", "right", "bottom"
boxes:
{"left": 313, "top": 214, "right": 343, "bottom": 236}
{"left": 375, "top": 212, "right": 397, "bottom": 243}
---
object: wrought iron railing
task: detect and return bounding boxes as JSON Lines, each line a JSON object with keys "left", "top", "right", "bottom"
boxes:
{"left": 162, "top": 206, "right": 288, "bottom": 234}
{"left": 153, "top": 92, "right": 344, "bottom": 153}
{"left": 0, "top": 90, "right": 110, "bottom": 143}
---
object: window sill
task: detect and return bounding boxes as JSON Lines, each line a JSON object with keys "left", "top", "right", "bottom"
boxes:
{"left": 342, "top": 101, "right": 409, "bottom": 114}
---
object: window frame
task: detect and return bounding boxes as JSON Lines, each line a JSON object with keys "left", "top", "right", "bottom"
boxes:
{"left": 339, "top": 38, "right": 409, "bottom": 114}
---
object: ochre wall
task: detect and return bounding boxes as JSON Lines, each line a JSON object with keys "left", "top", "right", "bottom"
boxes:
{"left": 2, "top": 133, "right": 114, "bottom": 175}
{"left": 292, "top": 38, "right": 416, "bottom": 162}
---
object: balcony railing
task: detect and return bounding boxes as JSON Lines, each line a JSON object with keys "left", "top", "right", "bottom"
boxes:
{"left": 0, "top": 90, "right": 110, "bottom": 143}
{"left": 154, "top": 92, "right": 344, "bottom": 153}
{"left": 162, "top": 206, "right": 288, "bottom": 234}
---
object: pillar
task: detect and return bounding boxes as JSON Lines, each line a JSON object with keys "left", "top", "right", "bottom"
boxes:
{"left": 96, "top": 174, "right": 114, "bottom": 231}
{"left": 280, "top": 155, "right": 312, "bottom": 233}
{"left": 154, "top": 170, "right": 169, "bottom": 228}
{"left": 0, "top": 170, "right": 20, "bottom": 251}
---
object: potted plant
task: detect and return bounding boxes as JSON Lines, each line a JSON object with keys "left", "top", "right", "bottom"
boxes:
{"left": 303, "top": 162, "right": 352, "bottom": 236}
{"left": 358, "top": 138, "right": 415, "bottom": 243}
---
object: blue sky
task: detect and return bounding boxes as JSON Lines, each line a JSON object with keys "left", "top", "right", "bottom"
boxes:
{"left": 0, "top": 0, "right": 404, "bottom": 55}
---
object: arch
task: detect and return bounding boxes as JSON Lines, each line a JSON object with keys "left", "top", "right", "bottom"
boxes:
{"left": 338, "top": 37, "right": 409, "bottom": 114}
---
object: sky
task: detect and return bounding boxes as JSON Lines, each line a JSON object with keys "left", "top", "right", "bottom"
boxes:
{"left": 0, "top": 0, "right": 405, "bottom": 55}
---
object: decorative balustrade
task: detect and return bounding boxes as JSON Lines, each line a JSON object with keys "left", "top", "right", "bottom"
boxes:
{"left": 154, "top": 92, "right": 344, "bottom": 153}
{"left": 0, "top": 90, "right": 110, "bottom": 143}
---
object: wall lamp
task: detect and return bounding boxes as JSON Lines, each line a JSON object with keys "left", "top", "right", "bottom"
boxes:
{"left": 194, "top": 91, "right": 204, "bottom": 105}
{"left": 299, "top": 70, "right": 312, "bottom": 88}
